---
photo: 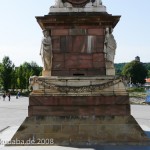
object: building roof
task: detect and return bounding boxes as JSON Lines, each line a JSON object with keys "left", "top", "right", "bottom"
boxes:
{"left": 145, "top": 78, "right": 150, "bottom": 83}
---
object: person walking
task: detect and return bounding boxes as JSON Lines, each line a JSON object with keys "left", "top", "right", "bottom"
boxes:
{"left": 16, "top": 91, "right": 20, "bottom": 99}
{"left": 8, "top": 93, "right": 11, "bottom": 101}
{"left": 2, "top": 93, "right": 6, "bottom": 101}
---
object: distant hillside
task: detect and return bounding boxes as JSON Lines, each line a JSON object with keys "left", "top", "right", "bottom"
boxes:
{"left": 114, "top": 63, "right": 126, "bottom": 75}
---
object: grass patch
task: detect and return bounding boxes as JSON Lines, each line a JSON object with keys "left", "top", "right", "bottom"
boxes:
{"left": 129, "top": 92, "right": 147, "bottom": 98}
{"left": 127, "top": 87, "right": 147, "bottom": 98}
{"left": 127, "top": 87, "right": 145, "bottom": 92}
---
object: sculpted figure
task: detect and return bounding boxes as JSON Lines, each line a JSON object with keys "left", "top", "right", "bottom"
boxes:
{"left": 64, "top": 2, "right": 73, "bottom": 8}
{"left": 54, "top": 0, "right": 64, "bottom": 7}
{"left": 85, "top": 0, "right": 102, "bottom": 7}
{"left": 54, "top": 0, "right": 72, "bottom": 8}
{"left": 40, "top": 30, "right": 53, "bottom": 72}
{"left": 92, "top": 0, "right": 102, "bottom": 7}
{"left": 104, "top": 28, "right": 117, "bottom": 65}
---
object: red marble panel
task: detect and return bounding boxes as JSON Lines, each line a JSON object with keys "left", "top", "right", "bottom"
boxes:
{"left": 66, "top": 36, "right": 73, "bottom": 52}
{"left": 64, "top": 54, "right": 94, "bottom": 69}
{"left": 78, "top": 59, "right": 92, "bottom": 69}
{"left": 65, "top": 54, "right": 78, "bottom": 61}
{"left": 93, "top": 53, "right": 105, "bottom": 62}
{"left": 96, "top": 36, "right": 104, "bottom": 48}
{"left": 91, "top": 36, "right": 97, "bottom": 52}
{"left": 79, "top": 54, "right": 92, "bottom": 60}
{"left": 52, "top": 61, "right": 65, "bottom": 70}
{"left": 65, "top": 59, "right": 78, "bottom": 69}
{"left": 79, "top": 26, "right": 103, "bottom": 29}
{"left": 94, "top": 105, "right": 130, "bottom": 116}
{"left": 29, "top": 96, "right": 130, "bottom": 106}
{"left": 79, "top": 107, "right": 95, "bottom": 116}
{"left": 28, "top": 105, "right": 130, "bottom": 117}
{"left": 87, "top": 68, "right": 106, "bottom": 75}
{"left": 69, "top": 70, "right": 87, "bottom": 76}
{"left": 48, "top": 26, "right": 72, "bottom": 29}
{"left": 28, "top": 106, "right": 33, "bottom": 117}
{"left": 69, "top": 29, "right": 87, "bottom": 35}
{"left": 51, "top": 29, "right": 69, "bottom": 36}
{"left": 51, "top": 70, "right": 70, "bottom": 76}
{"left": 93, "top": 61, "right": 105, "bottom": 68}
{"left": 88, "top": 29, "right": 104, "bottom": 35}
{"left": 51, "top": 36, "right": 60, "bottom": 52}
{"left": 49, "top": 26, "right": 99, "bottom": 29}
{"left": 60, "top": 36, "right": 67, "bottom": 52}
{"left": 53, "top": 54, "right": 64, "bottom": 61}
{"left": 72, "top": 36, "right": 87, "bottom": 53}
{"left": 94, "top": 47, "right": 104, "bottom": 52}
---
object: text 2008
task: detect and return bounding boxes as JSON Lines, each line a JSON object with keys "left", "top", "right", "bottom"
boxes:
{"left": 37, "top": 138, "right": 54, "bottom": 145}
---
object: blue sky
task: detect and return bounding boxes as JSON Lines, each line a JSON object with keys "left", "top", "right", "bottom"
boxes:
{"left": 0, "top": 0, "right": 150, "bottom": 66}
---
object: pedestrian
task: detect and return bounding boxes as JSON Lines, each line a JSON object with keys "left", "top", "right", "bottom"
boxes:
{"left": 3, "top": 93, "right": 6, "bottom": 101}
{"left": 16, "top": 93, "right": 18, "bottom": 99}
{"left": 16, "top": 91, "right": 20, "bottom": 99}
{"left": 18, "top": 91, "right": 20, "bottom": 97}
{"left": 8, "top": 93, "right": 11, "bottom": 101}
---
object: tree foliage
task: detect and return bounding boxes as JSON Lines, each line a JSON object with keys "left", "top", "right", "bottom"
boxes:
{"left": 0, "top": 56, "right": 15, "bottom": 91}
{"left": 0, "top": 56, "right": 42, "bottom": 92}
{"left": 115, "top": 62, "right": 150, "bottom": 78}
{"left": 15, "top": 62, "right": 42, "bottom": 91}
{"left": 122, "top": 60, "right": 148, "bottom": 85}
{"left": 114, "top": 63, "right": 126, "bottom": 75}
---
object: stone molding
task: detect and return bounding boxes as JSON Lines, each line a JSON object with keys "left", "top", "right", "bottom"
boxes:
{"left": 29, "top": 76, "right": 127, "bottom": 96}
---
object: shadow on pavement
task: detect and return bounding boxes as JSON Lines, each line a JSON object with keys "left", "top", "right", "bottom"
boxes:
{"left": 64, "top": 145, "right": 150, "bottom": 150}
{"left": 146, "top": 131, "right": 150, "bottom": 138}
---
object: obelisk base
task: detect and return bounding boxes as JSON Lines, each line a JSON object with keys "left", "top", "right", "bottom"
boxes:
{"left": 10, "top": 115, "right": 150, "bottom": 146}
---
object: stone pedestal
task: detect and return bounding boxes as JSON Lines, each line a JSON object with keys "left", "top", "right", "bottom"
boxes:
{"left": 11, "top": 1, "right": 150, "bottom": 146}
{"left": 42, "top": 70, "right": 51, "bottom": 77}
{"left": 11, "top": 116, "right": 150, "bottom": 146}
{"left": 11, "top": 76, "right": 150, "bottom": 145}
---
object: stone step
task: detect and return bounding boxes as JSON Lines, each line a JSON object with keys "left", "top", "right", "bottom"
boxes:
{"left": 10, "top": 116, "right": 150, "bottom": 146}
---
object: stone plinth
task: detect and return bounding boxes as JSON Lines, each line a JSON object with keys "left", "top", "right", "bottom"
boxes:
{"left": 10, "top": 116, "right": 150, "bottom": 146}
{"left": 29, "top": 76, "right": 127, "bottom": 96}
{"left": 29, "top": 96, "right": 130, "bottom": 117}
{"left": 49, "top": 6, "right": 106, "bottom": 13}
{"left": 10, "top": 76, "right": 150, "bottom": 145}
{"left": 28, "top": 76, "right": 129, "bottom": 117}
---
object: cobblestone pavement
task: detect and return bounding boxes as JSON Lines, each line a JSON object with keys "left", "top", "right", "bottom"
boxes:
{"left": 0, "top": 96, "right": 28, "bottom": 131}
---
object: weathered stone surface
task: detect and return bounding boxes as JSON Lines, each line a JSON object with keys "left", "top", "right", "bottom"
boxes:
{"left": 51, "top": 29, "right": 69, "bottom": 36}
{"left": 10, "top": 116, "right": 150, "bottom": 146}
{"left": 50, "top": 6, "right": 106, "bottom": 13}
{"left": 106, "top": 68, "right": 116, "bottom": 76}
{"left": 88, "top": 29, "right": 104, "bottom": 35}
{"left": 50, "top": 29, "right": 105, "bottom": 76}
{"left": 29, "top": 95, "right": 130, "bottom": 106}
{"left": 29, "top": 76, "right": 127, "bottom": 96}
{"left": 28, "top": 105, "right": 130, "bottom": 116}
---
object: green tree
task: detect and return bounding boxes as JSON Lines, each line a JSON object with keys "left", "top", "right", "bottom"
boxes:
{"left": 15, "top": 62, "right": 42, "bottom": 91}
{"left": 0, "top": 63, "right": 3, "bottom": 90}
{"left": 10, "top": 67, "right": 17, "bottom": 91}
{"left": 122, "top": 60, "right": 147, "bottom": 85}
{"left": 17, "top": 66, "right": 25, "bottom": 90}
{"left": 148, "top": 70, "right": 150, "bottom": 78}
{"left": 0, "top": 56, "right": 15, "bottom": 91}
{"left": 115, "top": 63, "right": 126, "bottom": 75}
